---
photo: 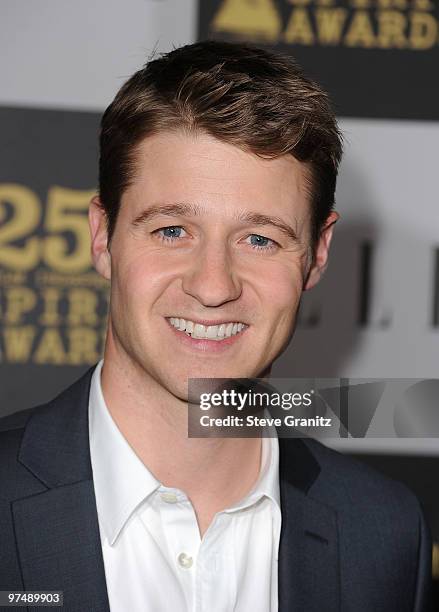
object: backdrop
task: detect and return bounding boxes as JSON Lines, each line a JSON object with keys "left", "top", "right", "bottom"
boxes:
{"left": 1, "top": 0, "right": 438, "bottom": 584}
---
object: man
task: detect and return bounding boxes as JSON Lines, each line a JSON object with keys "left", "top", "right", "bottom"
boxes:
{"left": 0, "top": 41, "right": 432, "bottom": 611}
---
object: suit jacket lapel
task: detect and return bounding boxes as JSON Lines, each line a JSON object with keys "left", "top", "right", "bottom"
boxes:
{"left": 12, "top": 368, "right": 110, "bottom": 612}
{"left": 278, "top": 438, "right": 340, "bottom": 612}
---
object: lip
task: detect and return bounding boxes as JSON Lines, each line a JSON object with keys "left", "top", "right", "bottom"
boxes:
{"left": 165, "top": 317, "right": 248, "bottom": 352}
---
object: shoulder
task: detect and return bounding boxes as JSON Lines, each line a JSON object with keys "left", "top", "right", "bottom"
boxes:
{"left": 0, "top": 364, "right": 96, "bottom": 437}
{"left": 305, "top": 437, "right": 419, "bottom": 504}
{"left": 0, "top": 365, "right": 96, "bottom": 498}
{"left": 293, "top": 439, "right": 433, "bottom": 609}
{"left": 0, "top": 404, "right": 42, "bottom": 455}
{"left": 0, "top": 405, "right": 38, "bottom": 433}
{"left": 296, "top": 437, "right": 426, "bottom": 532}
{"left": 0, "top": 404, "right": 48, "bottom": 500}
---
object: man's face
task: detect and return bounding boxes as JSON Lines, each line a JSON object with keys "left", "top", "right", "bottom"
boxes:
{"left": 91, "top": 131, "right": 335, "bottom": 400}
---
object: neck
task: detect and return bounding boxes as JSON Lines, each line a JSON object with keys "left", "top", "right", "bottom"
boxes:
{"left": 100, "top": 336, "right": 262, "bottom": 536}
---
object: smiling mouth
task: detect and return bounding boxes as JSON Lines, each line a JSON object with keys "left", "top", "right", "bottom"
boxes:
{"left": 167, "top": 317, "right": 248, "bottom": 341}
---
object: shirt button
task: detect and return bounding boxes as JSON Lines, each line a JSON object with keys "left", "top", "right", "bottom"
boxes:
{"left": 177, "top": 552, "right": 193, "bottom": 569}
{"left": 160, "top": 492, "right": 178, "bottom": 503}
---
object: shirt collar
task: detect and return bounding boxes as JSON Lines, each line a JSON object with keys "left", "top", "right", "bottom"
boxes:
{"left": 224, "top": 422, "right": 281, "bottom": 513}
{"left": 89, "top": 361, "right": 281, "bottom": 543}
{"left": 89, "top": 360, "right": 160, "bottom": 545}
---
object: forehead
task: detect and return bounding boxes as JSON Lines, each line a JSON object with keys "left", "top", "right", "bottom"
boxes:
{"left": 124, "top": 131, "right": 312, "bottom": 222}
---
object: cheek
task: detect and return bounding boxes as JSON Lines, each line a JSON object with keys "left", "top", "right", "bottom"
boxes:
{"left": 254, "top": 261, "right": 304, "bottom": 312}
{"left": 111, "top": 249, "right": 179, "bottom": 305}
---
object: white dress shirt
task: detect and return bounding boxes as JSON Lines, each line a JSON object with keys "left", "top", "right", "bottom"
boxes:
{"left": 89, "top": 360, "right": 282, "bottom": 612}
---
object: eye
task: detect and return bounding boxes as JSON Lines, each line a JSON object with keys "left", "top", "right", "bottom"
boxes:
{"left": 246, "top": 234, "right": 277, "bottom": 251}
{"left": 154, "top": 226, "right": 187, "bottom": 241}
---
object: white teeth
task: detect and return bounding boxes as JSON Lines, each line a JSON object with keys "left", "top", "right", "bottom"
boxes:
{"left": 206, "top": 325, "right": 219, "bottom": 339}
{"left": 168, "top": 318, "right": 246, "bottom": 340}
{"left": 193, "top": 323, "right": 206, "bottom": 339}
{"left": 225, "top": 323, "right": 233, "bottom": 338}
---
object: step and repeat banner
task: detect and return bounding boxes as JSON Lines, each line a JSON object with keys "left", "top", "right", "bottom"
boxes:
{"left": 199, "top": 0, "right": 439, "bottom": 120}
{"left": 0, "top": 107, "right": 107, "bottom": 409}
{"left": 0, "top": 0, "right": 438, "bottom": 573}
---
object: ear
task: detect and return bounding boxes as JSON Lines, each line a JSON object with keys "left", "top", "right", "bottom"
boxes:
{"left": 303, "top": 211, "right": 339, "bottom": 291}
{"left": 89, "top": 195, "right": 111, "bottom": 280}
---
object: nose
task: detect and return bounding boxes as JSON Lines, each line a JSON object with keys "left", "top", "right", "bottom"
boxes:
{"left": 181, "top": 243, "right": 242, "bottom": 307}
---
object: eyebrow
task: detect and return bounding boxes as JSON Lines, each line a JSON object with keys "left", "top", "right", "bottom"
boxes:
{"left": 132, "top": 202, "right": 299, "bottom": 242}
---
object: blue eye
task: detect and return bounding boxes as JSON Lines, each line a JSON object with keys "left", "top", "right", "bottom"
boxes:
{"left": 154, "top": 226, "right": 187, "bottom": 243}
{"left": 161, "top": 226, "right": 183, "bottom": 238}
{"left": 250, "top": 234, "right": 269, "bottom": 247}
{"left": 248, "top": 234, "right": 276, "bottom": 250}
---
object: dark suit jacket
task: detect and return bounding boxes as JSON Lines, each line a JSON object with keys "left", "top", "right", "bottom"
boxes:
{"left": 0, "top": 367, "right": 433, "bottom": 611}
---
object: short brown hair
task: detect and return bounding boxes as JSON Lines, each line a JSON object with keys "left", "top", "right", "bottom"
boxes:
{"left": 99, "top": 40, "right": 343, "bottom": 246}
